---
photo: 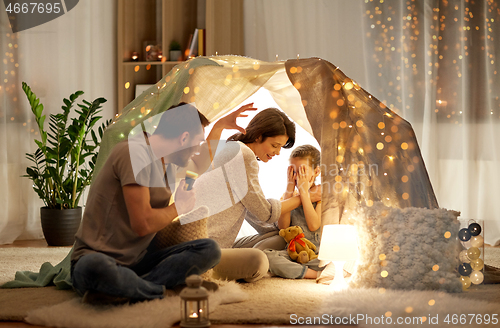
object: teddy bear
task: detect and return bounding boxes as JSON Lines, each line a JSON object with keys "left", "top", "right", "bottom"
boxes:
{"left": 279, "top": 225, "right": 318, "bottom": 264}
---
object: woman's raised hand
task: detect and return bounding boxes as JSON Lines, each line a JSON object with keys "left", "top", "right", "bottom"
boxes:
{"left": 215, "top": 103, "right": 257, "bottom": 133}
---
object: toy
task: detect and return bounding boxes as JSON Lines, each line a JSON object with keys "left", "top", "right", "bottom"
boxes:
{"left": 279, "top": 226, "right": 318, "bottom": 264}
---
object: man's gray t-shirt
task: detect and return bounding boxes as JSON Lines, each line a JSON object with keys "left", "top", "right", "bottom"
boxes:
{"left": 72, "top": 136, "right": 172, "bottom": 267}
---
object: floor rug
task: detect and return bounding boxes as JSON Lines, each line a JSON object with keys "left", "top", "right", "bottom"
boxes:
{"left": 1, "top": 246, "right": 500, "bottom": 327}
{"left": 25, "top": 282, "right": 247, "bottom": 328}
{"left": 209, "top": 278, "right": 500, "bottom": 327}
{"left": 0, "top": 247, "right": 70, "bottom": 285}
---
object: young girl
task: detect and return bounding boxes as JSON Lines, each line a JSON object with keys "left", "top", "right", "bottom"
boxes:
{"left": 264, "top": 144, "right": 322, "bottom": 279}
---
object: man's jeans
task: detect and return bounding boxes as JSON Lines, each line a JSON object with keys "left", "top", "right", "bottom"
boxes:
{"left": 71, "top": 238, "right": 221, "bottom": 301}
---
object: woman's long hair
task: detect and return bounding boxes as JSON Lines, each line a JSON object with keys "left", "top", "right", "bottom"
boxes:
{"left": 227, "top": 108, "right": 296, "bottom": 148}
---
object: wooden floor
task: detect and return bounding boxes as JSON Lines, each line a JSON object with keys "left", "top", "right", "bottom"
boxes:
{"left": 0, "top": 239, "right": 343, "bottom": 328}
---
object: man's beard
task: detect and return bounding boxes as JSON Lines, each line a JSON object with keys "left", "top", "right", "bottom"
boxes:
{"left": 168, "top": 146, "right": 197, "bottom": 167}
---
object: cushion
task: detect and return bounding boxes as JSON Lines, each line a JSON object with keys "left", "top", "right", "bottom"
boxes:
{"left": 348, "top": 202, "right": 462, "bottom": 292}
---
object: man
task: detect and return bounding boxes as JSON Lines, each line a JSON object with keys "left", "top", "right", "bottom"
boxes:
{"left": 71, "top": 103, "right": 221, "bottom": 303}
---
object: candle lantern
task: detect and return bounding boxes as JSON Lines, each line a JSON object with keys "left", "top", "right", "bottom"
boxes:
{"left": 180, "top": 275, "right": 210, "bottom": 328}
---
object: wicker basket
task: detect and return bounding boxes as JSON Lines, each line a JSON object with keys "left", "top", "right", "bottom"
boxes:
{"left": 153, "top": 216, "right": 208, "bottom": 249}
{"left": 152, "top": 206, "right": 215, "bottom": 281}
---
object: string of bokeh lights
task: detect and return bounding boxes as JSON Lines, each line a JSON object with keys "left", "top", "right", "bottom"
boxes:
{"left": 363, "top": 0, "right": 499, "bottom": 123}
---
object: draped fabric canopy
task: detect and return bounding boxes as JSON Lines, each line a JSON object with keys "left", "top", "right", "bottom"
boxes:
{"left": 97, "top": 55, "right": 438, "bottom": 226}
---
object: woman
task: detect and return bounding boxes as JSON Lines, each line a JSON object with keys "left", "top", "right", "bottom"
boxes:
{"left": 193, "top": 104, "right": 321, "bottom": 282}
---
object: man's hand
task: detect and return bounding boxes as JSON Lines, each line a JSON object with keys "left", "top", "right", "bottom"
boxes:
{"left": 174, "top": 179, "right": 196, "bottom": 215}
{"left": 212, "top": 103, "right": 257, "bottom": 134}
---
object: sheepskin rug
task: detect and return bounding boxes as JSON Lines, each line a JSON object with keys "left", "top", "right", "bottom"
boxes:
{"left": 349, "top": 202, "right": 462, "bottom": 292}
{"left": 25, "top": 281, "right": 247, "bottom": 328}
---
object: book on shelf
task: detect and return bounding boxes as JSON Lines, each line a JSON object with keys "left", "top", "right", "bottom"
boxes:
{"left": 198, "top": 28, "right": 206, "bottom": 56}
{"left": 187, "top": 28, "right": 206, "bottom": 58}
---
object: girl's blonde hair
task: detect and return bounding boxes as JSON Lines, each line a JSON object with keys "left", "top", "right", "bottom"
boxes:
{"left": 290, "top": 145, "right": 321, "bottom": 169}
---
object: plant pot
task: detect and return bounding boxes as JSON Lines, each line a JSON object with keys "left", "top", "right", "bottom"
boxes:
{"left": 40, "top": 207, "right": 82, "bottom": 246}
{"left": 169, "top": 50, "right": 182, "bottom": 61}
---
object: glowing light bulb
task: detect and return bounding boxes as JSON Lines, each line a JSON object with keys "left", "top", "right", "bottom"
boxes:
{"left": 470, "top": 258, "right": 484, "bottom": 271}
{"left": 470, "top": 235, "right": 484, "bottom": 248}
{"left": 467, "top": 247, "right": 481, "bottom": 260}
{"left": 460, "top": 276, "right": 471, "bottom": 289}
{"left": 459, "top": 250, "right": 470, "bottom": 263}
{"left": 470, "top": 270, "right": 484, "bottom": 285}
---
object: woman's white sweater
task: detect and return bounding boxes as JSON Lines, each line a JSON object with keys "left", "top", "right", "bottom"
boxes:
{"left": 193, "top": 141, "right": 281, "bottom": 248}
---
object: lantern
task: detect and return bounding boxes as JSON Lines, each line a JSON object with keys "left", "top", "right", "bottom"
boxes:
{"left": 180, "top": 275, "right": 210, "bottom": 328}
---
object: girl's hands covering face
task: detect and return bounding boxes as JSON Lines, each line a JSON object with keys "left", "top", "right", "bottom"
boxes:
{"left": 286, "top": 164, "right": 296, "bottom": 192}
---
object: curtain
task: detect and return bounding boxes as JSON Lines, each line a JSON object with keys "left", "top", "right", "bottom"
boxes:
{"left": 362, "top": 0, "right": 500, "bottom": 246}
{"left": 0, "top": 0, "right": 116, "bottom": 244}
{"left": 243, "top": 0, "right": 500, "bottom": 246}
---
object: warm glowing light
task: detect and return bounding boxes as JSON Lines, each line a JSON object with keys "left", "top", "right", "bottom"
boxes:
{"left": 378, "top": 122, "right": 385, "bottom": 129}
{"left": 444, "top": 231, "right": 451, "bottom": 238}
{"left": 125, "top": 82, "right": 130, "bottom": 89}
{"left": 432, "top": 265, "right": 439, "bottom": 271}
{"left": 405, "top": 307, "right": 413, "bottom": 313}
{"left": 376, "top": 142, "right": 384, "bottom": 150}
{"left": 471, "top": 258, "right": 484, "bottom": 271}
{"left": 184, "top": 87, "right": 190, "bottom": 94}
{"left": 379, "top": 254, "right": 386, "bottom": 260}
{"left": 393, "top": 245, "right": 400, "bottom": 252}
{"left": 428, "top": 299, "right": 435, "bottom": 306}
{"left": 381, "top": 270, "right": 388, "bottom": 277}
{"left": 470, "top": 235, "right": 484, "bottom": 248}
{"left": 401, "top": 142, "right": 408, "bottom": 150}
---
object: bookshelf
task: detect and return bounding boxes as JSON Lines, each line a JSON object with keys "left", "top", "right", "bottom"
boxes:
{"left": 117, "top": 0, "right": 244, "bottom": 112}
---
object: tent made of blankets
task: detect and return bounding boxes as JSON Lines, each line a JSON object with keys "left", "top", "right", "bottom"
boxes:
{"left": 97, "top": 55, "right": 438, "bottom": 226}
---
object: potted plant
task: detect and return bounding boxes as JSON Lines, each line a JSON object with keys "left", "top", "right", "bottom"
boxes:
{"left": 22, "top": 82, "right": 111, "bottom": 246}
{"left": 169, "top": 40, "right": 183, "bottom": 61}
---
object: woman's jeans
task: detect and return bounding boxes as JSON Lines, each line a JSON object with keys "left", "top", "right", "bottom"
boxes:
{"left": 71, "top": 238, "right": 221, "bottom": 301}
